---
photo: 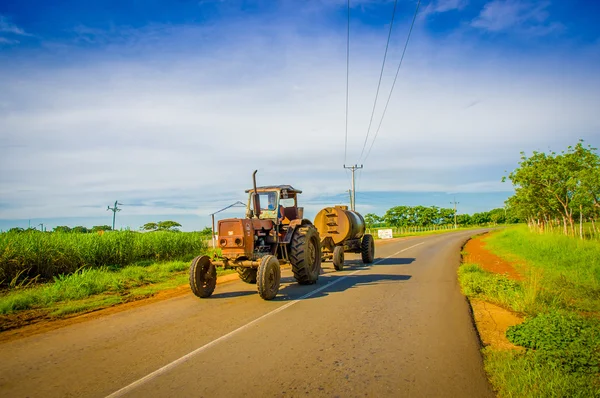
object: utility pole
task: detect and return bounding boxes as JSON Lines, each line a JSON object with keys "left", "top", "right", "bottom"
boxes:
{"left": 107, "top": 200, "right": 123, "bottom": 231}
{"left": 344, "top": 164, "right": 363, "bottom": 211}
{"left": 347, "top": 190, "right": 353, "bottom": 210}
{"left": 38, "top": 223, "right": 44, "bottom": 232}
{"left": 450, "top": 197, "right": 459, "bottom": 229}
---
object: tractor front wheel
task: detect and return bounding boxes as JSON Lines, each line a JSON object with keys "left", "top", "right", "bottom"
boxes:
{"left": 257, "top": 255, "right": 281, "bottom": 300}
{"left": 189, "top": 255, "right": 217, "bottom": 298}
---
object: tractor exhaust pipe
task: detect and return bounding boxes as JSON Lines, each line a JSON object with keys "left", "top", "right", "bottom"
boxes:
{"left": 252, "top": 170, "right": 261, "bottom": 218}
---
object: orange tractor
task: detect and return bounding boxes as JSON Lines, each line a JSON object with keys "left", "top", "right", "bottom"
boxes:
{"left": 189, "top": 171, "right": 321, "bottom": 300}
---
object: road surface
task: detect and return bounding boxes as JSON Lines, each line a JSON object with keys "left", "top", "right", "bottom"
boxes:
{"left": 0, "top": 230, "right": 494, "bottom": 398}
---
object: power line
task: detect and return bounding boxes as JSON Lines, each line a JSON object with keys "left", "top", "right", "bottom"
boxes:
{"left": 358, "top": 0, "right": 399, "bottom": 162}
{"left": 363, "top": 0, "right": 421, "bottom": 164}
{"left": 344, "top": 0, "right": 350, "bottom": 165}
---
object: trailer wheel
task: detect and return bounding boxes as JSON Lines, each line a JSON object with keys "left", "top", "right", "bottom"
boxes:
{"left": 257, "top": 255, "right": 281, "bottom": 300}
{"left": 333, "top": 246, "right": 345, "bottom": 271}
{"left": 237, "top": 267, "right": 257, "bottom": 284}
{"left": 189, "top": 255, "right": 217, "bottom": 298}
{"left": 290, "top": 225, "right": 321, "bottom": 285}
{"left": 361, "top": 234, "right": 375, "bottom": 264}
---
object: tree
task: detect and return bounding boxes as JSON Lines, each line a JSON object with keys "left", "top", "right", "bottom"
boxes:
{"left": 53, "top": 226, "right": 72, "bottom": 233}
{"left": 457, "top": 214, "right": 472, "bottom": 226}
{"left": 91, "top": 225, "right": 113, "bottom": 232}
{"left": 71, "top": 226, "right": 89, "bottom": 234}
{"left": 471, "top": 212, "right": 491, "bottom": 225}
{"left": 489, "top": 208, "right": 506, "bottom": 225}
{"left": 383, "top": 206, "right": 411, "bottom": 227}
{"left": 364, "top": 213, "right": 382, "bottom": 228}
{"left": 141, "top": 222, "right": 158, "bottom": 232}
{"left": 504, "top": 141, "right": 600, "bottom": 235}
{"left": 438, "top": 208, "right": 455, "bottom": 225}
{"left": 199, "top": 227, "right": 213, "bottom": 236}
{"left": 157, "top": 221, "right": 182, "bottom": 231}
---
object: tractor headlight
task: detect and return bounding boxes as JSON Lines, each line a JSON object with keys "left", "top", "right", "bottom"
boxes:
{"left": 220, "top": 239, "right": 227, "bottom": 247}
{"left": 235, "top": 238, "right": 243, "bottom": 247}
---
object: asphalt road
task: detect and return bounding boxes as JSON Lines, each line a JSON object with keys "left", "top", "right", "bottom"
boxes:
{"left": 0, "top": 230, "right": 494, "bottom": 398}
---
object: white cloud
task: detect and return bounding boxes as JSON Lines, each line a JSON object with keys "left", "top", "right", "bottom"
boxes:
{"left": 421, "top": 0, "right": 468, "bottom": 17}
{"left": 0, "top": 37, "right": 19, "bottom": 45}
{"left": 0, "top": 14, "right": 598, "bottom": 224}
{"left": 0, "top": 14, "right": 30, "bottom": 45}
{"left": 471, "top": 0, "right": 563, "bottom": 35}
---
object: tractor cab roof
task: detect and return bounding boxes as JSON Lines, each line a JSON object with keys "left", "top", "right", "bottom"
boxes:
{"left": 244, "top": 185, "right": 302, "bottom": 194}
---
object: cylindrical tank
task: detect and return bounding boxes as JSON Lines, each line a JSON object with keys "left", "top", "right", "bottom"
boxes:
{"left": 313, "top": 206, "right": 365, "bottom": 245}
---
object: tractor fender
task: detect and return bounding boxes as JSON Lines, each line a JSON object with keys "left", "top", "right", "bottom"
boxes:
{"left": 281, "top": 219, "right": 313, "bottom": 244}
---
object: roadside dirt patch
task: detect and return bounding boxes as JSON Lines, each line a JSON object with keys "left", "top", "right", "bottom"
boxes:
{"left": 464, "top": 236, "right": 523, "bottom": 281}
{"left": 470, "top": 299, "right": 523, "bottom": 350}
{"left": 463, "top": 234, "right": 524, "bottom": 350}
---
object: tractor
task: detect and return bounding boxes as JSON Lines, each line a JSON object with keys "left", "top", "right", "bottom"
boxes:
{"left": 189, "top": 171, "right": 322, "bottom": 300}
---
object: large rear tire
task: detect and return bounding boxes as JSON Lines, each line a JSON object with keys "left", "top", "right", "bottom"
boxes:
{"left": 333, "top": 246, "right": 345, "bottom": 271}
{"left": 237, "top": 267, "right": 257, "bottom": 284}
{"left": 361, "top": 234, "right": 375, "bottom": 264}
{"left": 189, "top": 255, "right": 217, "bottom": 298}
{"left": 290, "top": 225, "right": 321, "bottom": 285}
{"left": 257, "top": 255, "right": 281, "bottom": 300}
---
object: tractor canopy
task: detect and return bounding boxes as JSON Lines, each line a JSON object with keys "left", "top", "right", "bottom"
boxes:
{"left": 244, "top": 186, "right": 302, "bottom": 221}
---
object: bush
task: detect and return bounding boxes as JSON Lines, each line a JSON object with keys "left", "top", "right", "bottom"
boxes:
{"left": 507, "top": 311, "right": 600, "bottom": 375}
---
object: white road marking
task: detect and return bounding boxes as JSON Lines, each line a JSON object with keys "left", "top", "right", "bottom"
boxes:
{"left": 105, "top": 240, "right": 425, "bottom": 398}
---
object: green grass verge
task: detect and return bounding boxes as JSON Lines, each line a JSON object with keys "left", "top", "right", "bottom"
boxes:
{"left": 0, "top": 260, "right": 235, "bottom": 317}
{"left": 484, "top": 226, "right": 600, "bottom": 313}
{"left": 459, "top": 227, "right": 600, "bottom": 397}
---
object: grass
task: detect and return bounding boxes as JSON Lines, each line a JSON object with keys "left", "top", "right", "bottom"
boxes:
{"left": 484, "top": 348, "right": 600, "bottom": 398}
{"left": 459, "top": 226, "right": 600, "bottom": 397}
{"left": 0, "top": 230, "right": 208, "bottom": 286}
{"left": 0, "top": 260, "right": 235, "bottom": 318}
{"left": 485, "top": 226, "right": 600, "bottom": 313}
{"left": 458, "top": 263, "right": 528, "bottom": 312}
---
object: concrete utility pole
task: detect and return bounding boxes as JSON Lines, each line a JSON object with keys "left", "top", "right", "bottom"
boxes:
{"left": 450, "top": 197, "right": 459, "bottom": 229}
{"left": 344, "top": 164, "right": 363, "bottom": 211}
{"left": 107, "top": 200, "right": 123, "bottom": 231}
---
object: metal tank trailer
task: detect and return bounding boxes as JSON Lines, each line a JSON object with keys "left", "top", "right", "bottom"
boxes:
{"left": 313, "top": 205, "right": 375, "bottom": 270}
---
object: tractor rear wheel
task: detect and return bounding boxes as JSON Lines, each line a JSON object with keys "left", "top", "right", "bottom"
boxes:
{"left": 257, "top": 255, "right": 281, "bottom": 300}
{"left": 290, "top": 225, "right": 321, "bottom": 285}
{"left": 237, "top": 267, "right": 257, "bottom": 284}
{"left": 189, "top": 255, "right": 217, "bottom": 298}
{"left": 361, "top": 234, "right": 375, "bottom": 264}
{"left": 333, "top": 246, "right": 345, "bottom": 271}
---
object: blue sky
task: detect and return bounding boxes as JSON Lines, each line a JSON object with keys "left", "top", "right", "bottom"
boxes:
{"left": 1, "top": 0, "right": 599, "bottom": 231}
